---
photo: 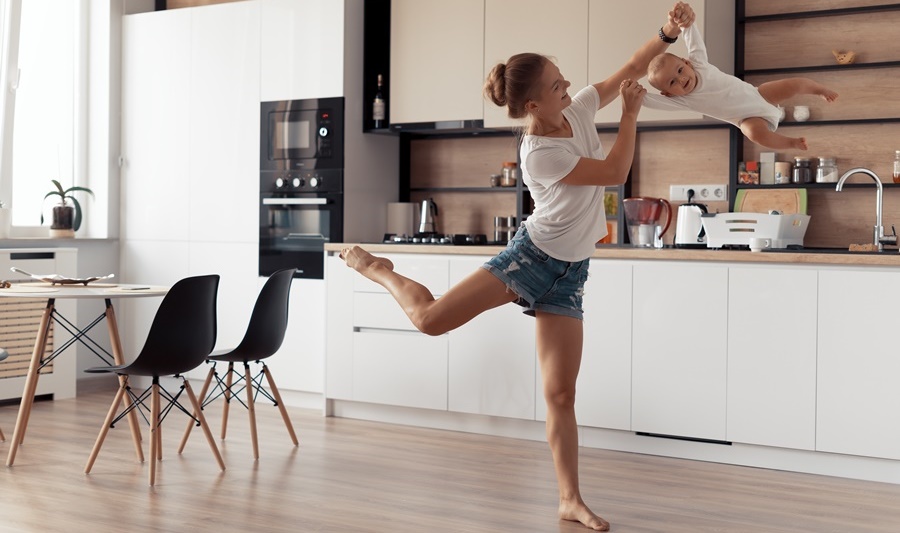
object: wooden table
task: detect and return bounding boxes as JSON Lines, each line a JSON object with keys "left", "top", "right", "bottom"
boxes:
{"left": 0, "top": 283, "right": 168, "bottom": 466}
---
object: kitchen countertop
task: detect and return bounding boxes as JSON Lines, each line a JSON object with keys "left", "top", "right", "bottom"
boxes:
{"left": 326, "top": 243, "right": 900, "bottom": 266}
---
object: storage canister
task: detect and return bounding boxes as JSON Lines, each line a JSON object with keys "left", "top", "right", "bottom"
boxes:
{"left": 792, "top": 157, "right": 811, "bottom": 184}
{"left": 815, "top": 157, "right": 838, "bottom": 183}
{"left": 501, "top": 162, "right": 517, "bottom": 187}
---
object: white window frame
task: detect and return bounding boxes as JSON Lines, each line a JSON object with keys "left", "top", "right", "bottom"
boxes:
{"left": 0, "top": 0, "right": 90, "bottom": 238}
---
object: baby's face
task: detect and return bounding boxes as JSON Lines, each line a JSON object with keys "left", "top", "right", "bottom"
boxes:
{"left": 651, "top": 56, "right": 697, "bottom": 97}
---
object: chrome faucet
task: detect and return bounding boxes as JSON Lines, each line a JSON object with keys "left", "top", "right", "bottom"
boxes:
{"left": 835, "top": 167, "right": 897, "bottom": 251}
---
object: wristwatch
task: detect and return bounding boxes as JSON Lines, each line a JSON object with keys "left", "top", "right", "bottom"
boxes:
{"left": 659, "top": 27, "right": 678, "bottom": 44}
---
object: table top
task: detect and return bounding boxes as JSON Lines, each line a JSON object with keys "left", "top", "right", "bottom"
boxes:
{"left": 0, "top": 283, "right": 169, "bottom": 299}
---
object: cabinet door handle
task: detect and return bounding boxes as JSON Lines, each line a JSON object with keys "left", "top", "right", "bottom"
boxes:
{"left": 262, "top": 198, "right": 327, "bottom": 206}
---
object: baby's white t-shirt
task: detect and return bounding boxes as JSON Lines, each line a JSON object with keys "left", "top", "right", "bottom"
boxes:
{"left": 520, "top": 85, "right": 606, "bottom": 262}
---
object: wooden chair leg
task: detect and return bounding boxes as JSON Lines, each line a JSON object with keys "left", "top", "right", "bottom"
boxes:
{"left": 85, "top": 381, "right": 129, "bottom": 474}
{"left": 0, "top": 426, "right": 5, "bottom": 442}
{"left": 262, "top": 365, "right": 298, "bottom": 446}
{"left": 221, "top": 362, "right": 234, "bottom": 440}
{"left": 149, "top": 382, "right": 160, "bottom": 486}
{"left": 178, "top": 364, "right": 215, "bottom": 454}
{"left": 106, "top": 301, "right": 144, "bottom": 463}
{"left": 245, "top": 363, "right": 259, "bottom": 460}
{"left": 183, "top": 380, "right": 225, "bottom": 472}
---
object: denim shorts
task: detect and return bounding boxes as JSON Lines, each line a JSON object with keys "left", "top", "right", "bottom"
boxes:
{"left": 482, "top": 225, "right": 590, "bottom": 320}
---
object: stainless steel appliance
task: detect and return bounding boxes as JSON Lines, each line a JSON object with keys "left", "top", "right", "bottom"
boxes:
{"left": 259, "top": 97, "right": 344, "bottom": 279}
{"left": 418, "top": 198, "right": 438, "bottom": 234}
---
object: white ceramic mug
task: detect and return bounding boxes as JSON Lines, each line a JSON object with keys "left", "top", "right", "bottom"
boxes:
{"left": 749, "top": 237, "right": 772, "bottom": 252}
{"left": 792, "top": 105, "right": 810, "bottom": 122}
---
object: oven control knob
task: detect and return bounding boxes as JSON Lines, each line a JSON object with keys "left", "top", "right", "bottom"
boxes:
{"left": 318, "top": 127, "right": 328, "bottom": 137}
{"left": 291, "top": 177, "right": 302, "bottom": 188}
{"left": 275, "top": 176, "right": 286, "bottom": 188}
{"left": 309, "top": 176, "right": 321, "bottom": 188}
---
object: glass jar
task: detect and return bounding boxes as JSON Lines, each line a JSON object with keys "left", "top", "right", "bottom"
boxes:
{"left": 893, "top": 150, "right": 900, "bottom": 184}
{"left": 792, "top": 157, "right": 811, "bottom": 184}
{"left": 815, "top": 157, "right": 838, "bottom": 183}
{"left": 501, "top": 162, "right": 517, "bottom": 187}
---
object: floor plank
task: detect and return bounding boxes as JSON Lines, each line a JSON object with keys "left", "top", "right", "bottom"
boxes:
{"left": 1, "top": 384, "right": 899, "bottom": 532}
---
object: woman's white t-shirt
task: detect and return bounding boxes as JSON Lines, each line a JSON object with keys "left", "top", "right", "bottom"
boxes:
{"left": 521, "top": 85, "right": 606, "bottom": 262}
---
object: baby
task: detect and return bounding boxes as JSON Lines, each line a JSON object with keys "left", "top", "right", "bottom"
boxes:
{"left": 643, "top": 24, "right": 838, "bottom": 151}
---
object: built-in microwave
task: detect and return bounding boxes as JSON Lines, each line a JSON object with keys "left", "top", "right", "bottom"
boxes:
{"left": 260, "top": 97, "right": 344, "bottom": 171}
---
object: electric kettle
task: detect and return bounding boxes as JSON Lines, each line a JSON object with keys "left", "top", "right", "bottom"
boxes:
{"left": 418, "top": 198, "right": 438, "bottom": 234}
{"left": 674, "top": 193, "right": 709, "bottom": 248}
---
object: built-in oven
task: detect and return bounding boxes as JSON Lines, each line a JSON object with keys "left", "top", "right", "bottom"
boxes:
{"left": 259, "top": 97, "right": 344, "bottom": 279}
{"left": 259, "top": 168, "right": 343, "bottom": 279}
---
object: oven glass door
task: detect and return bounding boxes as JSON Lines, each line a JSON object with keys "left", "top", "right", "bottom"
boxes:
{"left": 268, "top": 109, "right": 318, "bottom": 161}
{"left": 259, "top": 194, "right": 343, "bottom": 279}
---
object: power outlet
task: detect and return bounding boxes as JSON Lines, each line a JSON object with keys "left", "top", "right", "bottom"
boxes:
{"left": 669, "top": 184, "right": 728, "bottom": 202}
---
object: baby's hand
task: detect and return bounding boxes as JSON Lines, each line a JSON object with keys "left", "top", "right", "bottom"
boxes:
{"left": 620, "top": 79, "right": 646, "bottom": 117}
{"left": 669, "top": 2, "right": 695, "bottom": 28}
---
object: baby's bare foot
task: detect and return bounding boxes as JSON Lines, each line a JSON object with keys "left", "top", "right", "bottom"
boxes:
{"left": 791, "top": 137, "right": 809, "bottom": 151}
{"left": 820, "top": 89, "right": 839, "bottom": 103}
{"left": 559, "top": 500, "right": 610, "bottom": 531}
{"left": 339, "top": 246, "right": 394, "bottom": 274}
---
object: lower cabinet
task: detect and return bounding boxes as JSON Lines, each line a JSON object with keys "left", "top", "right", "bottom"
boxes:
{"left": 727, "top": 267, "right": 817, "bottom": 450}
{"left": 562, "top": 259, "right": 632, "bottom": 430}
{"left": 447, "top": 258, "right": 536, "bottom": 420}
{"left": 817, "top": 270, "right": 900, "bottom": 460}
{"left": 631, "top": 262, "right": 728, "bottom": 441}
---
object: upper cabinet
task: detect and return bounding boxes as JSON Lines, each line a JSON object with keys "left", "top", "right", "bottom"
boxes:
{"left": 389, "top": 0, "right": 485, "bottom": 124}
{"left": 387, "top": 0, "right": 733, "bottom": 127}
{"left": 483, "top": 0, "right": 589, "bottom": 129}
{"left": 260, "top": 0, "right": 345, "bottom": 101}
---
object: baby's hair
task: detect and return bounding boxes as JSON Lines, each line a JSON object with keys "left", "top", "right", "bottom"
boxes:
{"left": 647, "top": 53, "right": 680, "bottom": 89}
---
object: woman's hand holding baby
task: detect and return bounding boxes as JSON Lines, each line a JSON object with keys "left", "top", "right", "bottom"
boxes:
{"left": 620, "top": 79, "right": 647, "bottom": 118}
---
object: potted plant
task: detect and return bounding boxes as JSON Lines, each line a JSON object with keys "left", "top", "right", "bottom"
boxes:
{"left": 42, "top": 180, "right": 94, "bottom": 238}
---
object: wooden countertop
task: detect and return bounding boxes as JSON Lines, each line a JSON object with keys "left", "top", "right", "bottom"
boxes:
{"left": 326, "top": 243, "right": 900, "bottom": 267}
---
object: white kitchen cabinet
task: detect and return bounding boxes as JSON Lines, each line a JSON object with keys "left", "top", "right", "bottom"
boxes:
{"left": 264, "top": 279, "right": 327, "bottom": 393}
{"left": 120, "top": 10, "right": 191, "bottom": 241}
{"left": 483, "top": 0, "right": 589, "bottom": 129}
{"left": 260, "top": 0, "right": 345, "bottom": 101}
{"left": 447, "top": 257, "right": 536, "bottom": 420}
{"left": 631, "top": 261, "right": 727, "bottom": 441}
{"left": 589, "top": 0, "right": 735, "bottom": 125}
{"left": 188, "top": 1, "right": 260, "bottom": 244}
{"left": 390, "top": 0, "right": 485, "bottom": 124}
{"left": 326, "top": 254, "right": 355, "bottom": 400}
{"left": 353, "top": 253, "right": 449, "bottom": 296}
{"left": 817, "top": 269, "right": 900, "bottom": 461}
{"left": 727, "top": 267, "right": 816, "bottom": 450}
{"left": 557, "top": 259, "right": 633, "bottom": 430}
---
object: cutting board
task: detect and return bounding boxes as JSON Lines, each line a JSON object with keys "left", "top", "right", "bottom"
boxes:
{"left": 734, "top": 188, "right": 807, "bottom": 214}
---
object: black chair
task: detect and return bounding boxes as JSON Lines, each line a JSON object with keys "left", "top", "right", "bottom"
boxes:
{"left": 178, "top": 268, "right": 298, "bottom": 460}
{"left": 83, "top": 274, "right": 225, "bottom": 486}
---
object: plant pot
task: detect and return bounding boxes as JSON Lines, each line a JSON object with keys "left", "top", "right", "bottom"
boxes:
{"left": 49, "top": 205, "right": 75, "bottom": 238}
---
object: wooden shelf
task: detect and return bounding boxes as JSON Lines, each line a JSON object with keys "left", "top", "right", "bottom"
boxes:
{"left": 740, "top": 3, "right": 900, "bottom": 23}
{"left": 410, "top": 187, "right": 519, "bottom": 193}
{"left": 736, "top": 182, "right": 900, "bottom": 190}
{"left": 744, "top": 60, "right": 900, "bottom": 76}
{"left": 776, "top": 117, "right": 900, "bottom": 127}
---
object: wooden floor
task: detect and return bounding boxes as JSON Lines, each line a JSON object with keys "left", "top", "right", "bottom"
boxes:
{"left": 1, "top": 382, "right": 899, "bottom": 533}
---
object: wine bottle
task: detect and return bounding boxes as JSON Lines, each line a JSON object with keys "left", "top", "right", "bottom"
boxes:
{"left": 373, "top": 74, "right": 385, "bottom": 129}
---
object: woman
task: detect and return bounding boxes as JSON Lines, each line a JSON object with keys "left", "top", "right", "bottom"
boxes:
{"left": 340, "top": 3, "right": 695, "bottom": 530}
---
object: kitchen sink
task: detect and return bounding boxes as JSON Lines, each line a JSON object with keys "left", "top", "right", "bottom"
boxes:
{"left": 762, "top": 246, "right": 898, "bottom": 255}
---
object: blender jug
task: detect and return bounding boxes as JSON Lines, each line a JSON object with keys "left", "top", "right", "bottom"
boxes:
{"left": 623, "top": 197, "right": 672, "bottom": 247}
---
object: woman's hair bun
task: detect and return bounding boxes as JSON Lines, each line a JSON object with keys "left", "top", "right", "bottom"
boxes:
{"left": 484, "top": 62, "right": 507, "bottom": 107}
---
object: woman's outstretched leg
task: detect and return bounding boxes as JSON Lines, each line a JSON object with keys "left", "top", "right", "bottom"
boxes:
{"left": 340, "top": 245, "right": 516, "bottom": 336}
{"left": 536, "top": 311, "right": 609, "bottom": 532}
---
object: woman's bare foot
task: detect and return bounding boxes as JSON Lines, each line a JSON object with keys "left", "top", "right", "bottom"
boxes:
{"left": 819, "top": 89, "right": 839, "bottom": 103}
{"left": 339, "top": 246, "right": 394, "bottom": 275}
{"left": 559, "top": 500, "right": 610, "bottom": 531}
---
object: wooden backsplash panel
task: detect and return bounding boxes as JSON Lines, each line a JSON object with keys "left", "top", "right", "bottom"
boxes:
{"left": 745, "top": 67, "right": 900, "bottom": 122}
{"left": 745, "top": 0, "right": 890, "bottom": 17}
{"left": 410, "top": 135, "right": 519, "bottom": 188}
{"left": 742, "top": 122, "right": 900, "bottom": 181}
{"left": 744, "top": 11, "right": 900, "bottom": 70}
{"left": 804, "top": 188, "right": 900, "bottom": 247}
{"left": 409, "top": 191, "right": 518, "bottom": 237}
